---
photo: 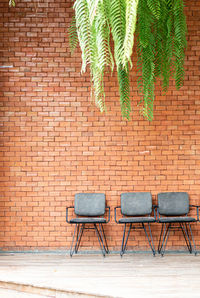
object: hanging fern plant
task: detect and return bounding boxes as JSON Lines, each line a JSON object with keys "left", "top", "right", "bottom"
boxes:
{"left": 69, "top": 0, "right": 187, "bottom": 121}
{"left": 9, "top": 0, "right": 187, "bottom": 120}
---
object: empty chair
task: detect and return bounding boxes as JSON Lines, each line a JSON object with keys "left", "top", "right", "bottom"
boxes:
{"left": 66, "top": 193, "right": 110, "bottom": 257}
{"left": 115, "top": 192, "right": 156, "bottom": 256}
{"left": 157, "top": 192, "right": 199, "bottom": 256}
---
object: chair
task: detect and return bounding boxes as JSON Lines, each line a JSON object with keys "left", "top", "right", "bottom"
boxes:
{"left": 115, "top": 192, "right": 156, "bottom": 256}
{"left": 157, "top": 192, "right": 199, "bottom": 256}
{"left": 66, "top": 193, "right": 110, "bottom": 257}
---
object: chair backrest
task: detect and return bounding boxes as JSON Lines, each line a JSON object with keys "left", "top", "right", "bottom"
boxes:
{"left": 121, "top": 192, "right": 152, "bottom": 216}
{"left": 158, "top": 192, "right": 189, "bottom": 216}
{"left": 74, "top": 193, "right": 105, "bottom": 216}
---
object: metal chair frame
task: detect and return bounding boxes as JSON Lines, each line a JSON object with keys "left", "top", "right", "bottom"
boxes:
{"left": 115, "top": 206, "right": 156, "bottom": 257}
{"left": 66, "top": 206, "right": 110, "bottom": 257}
{"left": 156, "top": 204, "right": 199, "bottom": 256}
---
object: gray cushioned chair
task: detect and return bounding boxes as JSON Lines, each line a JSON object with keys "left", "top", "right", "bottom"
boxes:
{"left": 66, "top": 193, "right": 110, "bottom": 257}
{"left": 157, "top": 192, "right": 199, "bottom": 256}
{"left": 115, "top": 192, "right": 156, "bottom": 256}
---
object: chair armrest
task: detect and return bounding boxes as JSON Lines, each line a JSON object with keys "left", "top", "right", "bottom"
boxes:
{"left": 105, "top": 206, "right": 110, "bottom": 223}
{"left": 66, "top": 206, "right": 74, "bottom": 223}
{"left": 189, "top": 205, "right": 199, "bottom": 221}
{"left": 114, "top": 206, "right": 121, "bottom": 223}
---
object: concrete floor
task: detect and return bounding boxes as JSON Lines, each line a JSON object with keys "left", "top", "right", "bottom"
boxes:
{"left": 0, "top": 253, "right": 200, "bottom": 298}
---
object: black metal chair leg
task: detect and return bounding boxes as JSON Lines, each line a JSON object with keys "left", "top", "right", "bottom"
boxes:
{"left": 159, "top": 223, "right": 168, "bottom": 254}
{"left": 187, "top": 223, "right": 197, "bottom": 255}
{"left": 158, "top": 223, "right": 166, "bottom": 254}
{"left": 70, "top": 224, "right": 78, "bottom": 257}
{"left": 74, "top": 224, "right": 80, "bottom": 253}
{"left": 99, "top": 224, "right": 109, "bottom": 254}
{"left": 158, "top": 223, "right": 164, "bottom": 254}
{"left": 160, "top": 224, "right": 171, "bottom": 256}
{"left": 98, "top": 223, "right": 108, "bottom": 254}
{"left": 100, "top": 224, "right": 109, "bottom": 253}
{"left": 180, "top": 223, "right": 192, "bottom": 253}
{"left": 148, "top": 223, "right": 156, "bottom": 255}
{"left": 94, "top": 224, "right": 106, "bottom": 257}
{"left": 158, "top": 223, "right": 170, "bottom": 256}
{"left": 121, "top": 224, "right": 132, "bottom": 257}
{"left": 75, "top": 224, "right": 84, "bottom": 254}
{"left": 185, "top": 223, "right": 193, "bottom": 250}
{"left": 142, "top": 223, "right": 155, "bottom": 256}
{"left": 120, "top": 224, "right": 127, "bottom": 257}
{"left": 182, "top": 223, "right": 193, "bottom": 254}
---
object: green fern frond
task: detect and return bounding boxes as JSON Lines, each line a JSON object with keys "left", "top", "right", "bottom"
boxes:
{"left": 74, "top": 0, "right": 107, "bottom": 113}
{"left": 137, "top": 0, "right": 153, "bottom": 49}
{"left": 74, "top": 0, "right": 92, "bottom": 72}
{"left": 110, "top": 0, "right": 126, "bottom": 68}
{"left": 87, "top": 0, "right": 101, "bottom": 24}
{"left": 68, "top": 16, "right": 79, "bottom": 54}
{"left": 142, "top": 78, "right": 155, "bottom": 121}
{"left": 95, "top": 0, "right": 114, "bottom": 72}
{"left": 118, "top": 63, "right": 131, "bottom": 120}
{"left": 122, "top": 0, "right": 139, "bottom": 68}
{"left": 153, "top": 0, "right": 166, "bottom": 80}
{"left": 173, "top": 0, "right": 187, "bottom": 89}
{"left": 153, "top": 0, "right": 173, "bottom": 91}
{"left": 91, "top": 66, "right": 106, "bottom": 112}
{"left": 90, "top": 0, "right": 113, "bottom": 113}
{"left": 166, "top": 0, "right": 172, "bottom": 9}
{"left": 147, "top": 0, "right": 160, "bottom": 20}
{"left": 9, "top": 0, "right": 15, "bottom": 7}
{"left": 136, "top": 0, "right": 155, "bottom": 121}
{"left": 90, "top": 19, "right": 106, "bottom": 112}
{"left": 110, "top": 0, "right": 133, "bottom": 120}
{"left": 162, "top": 6, "right": 174, "bottom": 91}
{"left": 102, "top": 0, "right": 110, "bottom": 19}
{"left": 141, "top": 46, "right": 155, "bottom": 121}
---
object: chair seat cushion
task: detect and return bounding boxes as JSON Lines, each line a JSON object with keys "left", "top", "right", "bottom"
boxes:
{"left": 159, "top": 216, "right": 196, "bottom": 223}
{"left": 119, "top": 217, "right": 156, "bottom": 223}
{"left": 70, "top": 217, "right": 106, "bottom": 224}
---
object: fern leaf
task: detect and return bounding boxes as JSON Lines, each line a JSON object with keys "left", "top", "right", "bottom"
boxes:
{"left": 91, "top": 67, "right": 106, "bottom": 112}
{"left": 154, "top": 0, "right": 173, "bottom": 91}
{"left": 95, "top": 0, "right": 114, "bottom": 72}
{"left": 166, "top": 0, "right": 172, "bottom": 10}
{"left": 122, "top": 0, "right": 139, "bottom": 68}
{"left": 87, "top": 0, "right": 101, "bottom": 24}
{"left": 147, "top": 0, "right": 160, "bottom": 20}
{"left": 74, "top": 0, "right": 92, "bottom": 72}
{"left": 103, "top": 0, "right": 110, "bottom": 19}
{"left": 137, "top": 0, "right": 153, "bottom": 48}
{"left": 90, "top": 0, "right": 113, "bottom": 112}
{"left": 110, "top": 0, "right": 126, "bottom": 68}
{"left": 90, "top": 19, "right": 106, "bottom": 112}
{"left": 118, "top": 63, "right": 131, "bottom": 120}
{"left": 162, "top": 5, "right": 174, "bottom": 91}
{"left": 173, "top": 0, "right": 187, "bottom": 89}
{"left": 68, "top": 16, "right": 79, "bottom": 54}
{"left": 141, "top": 44, "right": 155, "bottom": 121}
{"left": 136, "top": 0, "right": 155, "bottom": 121}
{"left": 9, "top": 0, "right": 15, "bottom": 7}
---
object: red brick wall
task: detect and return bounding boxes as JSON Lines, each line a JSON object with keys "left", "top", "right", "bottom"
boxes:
{"left": 0, "top": 0, "right": 200, "bottom": 252}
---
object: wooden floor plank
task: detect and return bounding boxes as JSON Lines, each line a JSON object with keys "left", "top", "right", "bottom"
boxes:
{"left": 0, "top": 253, "right": 199, "bottom": 297}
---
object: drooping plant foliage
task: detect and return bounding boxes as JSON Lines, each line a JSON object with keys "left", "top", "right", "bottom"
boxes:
{"left": 9, "top": 0, "right": 187, "bottom": 120}
{"left": 69, "top": 0, "right": 187, "bottom": 120}
{"left": 9, "top": 0, "right": 15, "bottom": 7}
